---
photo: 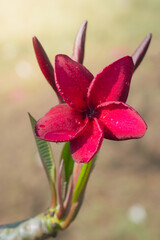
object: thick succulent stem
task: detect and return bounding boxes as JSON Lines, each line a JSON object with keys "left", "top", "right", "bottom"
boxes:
{"left": 0, "top": 214, "right": 59, "bottom": 240}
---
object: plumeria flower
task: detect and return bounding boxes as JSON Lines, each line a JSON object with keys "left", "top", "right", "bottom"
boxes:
{"left": 35, "top": 54, "right": 147, "bottom": 163}
{"left": 33, "top": 21, "right": 152, "bottom": 163}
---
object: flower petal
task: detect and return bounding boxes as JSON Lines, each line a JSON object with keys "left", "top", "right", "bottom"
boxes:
{"left": 35, "top": 104, "right": 89, "bottom": 142}
{"left": 32, "top": 37, "right": 63, "bottom": 103}
{"left": 132, "top": 33, "right": 152, "bottom": 71}
{"left": 96, "top": 101, "right": 147, "bottom": 140}
{"left": 70, "top": 118, "right": 104, "bottom": 163}
{"left": 32, "top": 36, "right": 55, "bottom": 88}
{"left": 87, "top": 56, "right": 134, "bottom": 109}
{"left": 72, "top": 20, "right": 87, "bottom": 64}
{"left": 55, "top": 54, "right": 94, "bottom": 111}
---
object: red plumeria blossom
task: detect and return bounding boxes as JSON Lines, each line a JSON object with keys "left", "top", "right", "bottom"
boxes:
{"left": 35, "top": 54, "right": 147, "bottom": 163}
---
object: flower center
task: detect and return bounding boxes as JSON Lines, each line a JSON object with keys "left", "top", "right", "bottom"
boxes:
{"left": 86, "top": 107, "right": 95, "bottom": 119}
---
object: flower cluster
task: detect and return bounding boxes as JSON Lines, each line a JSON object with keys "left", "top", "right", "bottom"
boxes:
{"left": 33, "top": 22, "right": 152, "bottom": 163}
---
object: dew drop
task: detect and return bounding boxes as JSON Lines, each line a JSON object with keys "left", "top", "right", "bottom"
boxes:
{"left": 40, "top": 124, "right": 45, "bottom": 128}
{"left": 125, "top": 81, "right": 130, "bottom": 86}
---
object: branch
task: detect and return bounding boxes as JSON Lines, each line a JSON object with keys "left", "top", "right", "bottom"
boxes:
{"left": 0, "top": 213, "right": 59, "bottom": 240}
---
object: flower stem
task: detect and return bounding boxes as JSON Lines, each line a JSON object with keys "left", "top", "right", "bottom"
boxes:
{"left": 57, "top": 159, "right": 64, "bottom": 219}
{"left": 60, "top": 202, "right": 79, "bottom": 229}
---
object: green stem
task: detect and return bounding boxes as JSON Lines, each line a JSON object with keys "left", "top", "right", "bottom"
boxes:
{"left": 0, "top": 157, "right": 97, "bottom": 240}
{"left": 72, "top": 159, "right": 93, "bottom": 203}
{"left": 60, "top": 202, "right": 79, "bottom": 229}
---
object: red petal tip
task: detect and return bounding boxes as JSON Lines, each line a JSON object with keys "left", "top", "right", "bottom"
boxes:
{"left": 55, "top": 54, "right": 93, "bottom": 111}
{"left": 72, "top": 20, "right": 88, "bottom": 64}
{"left": 97, "top": 101, "right": 147, "bottom": 141}
{"left": 32, "top": 36, "right": 55, "bottom": 87}
{"left": 70, "top": 119, "right": 103, "bottom": 163}
{"left": 132, "top": 33, "right": 152, "bottom": 71}
{"left": 88, "top": 56, "right": 134, "bottom": 108}
{"left": 35, "top": 104, "right": 89, "bottom": 142}
{"left": 33, "top": 36, "right": 63, "bottom": 102}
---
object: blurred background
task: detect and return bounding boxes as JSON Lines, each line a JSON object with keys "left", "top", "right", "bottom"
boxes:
{"left": 0, "top": 0, "right": 160, "bottom": 239}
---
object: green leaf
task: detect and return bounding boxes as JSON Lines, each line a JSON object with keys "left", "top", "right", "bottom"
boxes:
{"left": 28, "top": 113, "right": 57, "bottom": 206}
{"left": 60, "top": 142, "right": 74, "bottom": 194}
{"left": 72, "top": 158, "right": 93, "bottom": 203}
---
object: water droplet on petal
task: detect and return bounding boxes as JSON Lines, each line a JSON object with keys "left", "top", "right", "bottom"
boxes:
{"left": 125, "top": 81, "right": 130, "bottom": 86}
{"left": 40, "top": 124, "right": 45, "bottom": 128}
